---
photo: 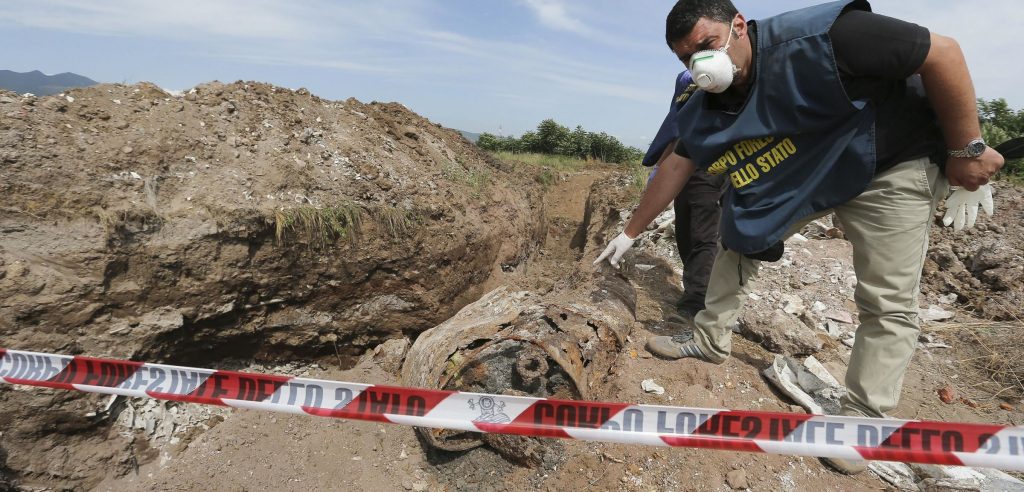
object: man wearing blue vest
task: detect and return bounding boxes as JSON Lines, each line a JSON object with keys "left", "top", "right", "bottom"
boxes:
{"left": 643, "top": 70, "right": 726, "bottom": 321}
{"left": 595, "top": 0, "right": 1005, "bottom": 474}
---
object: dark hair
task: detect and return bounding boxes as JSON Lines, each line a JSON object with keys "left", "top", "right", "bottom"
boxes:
{"left": 665, "top": 0, "right": 738, "bottom": 48}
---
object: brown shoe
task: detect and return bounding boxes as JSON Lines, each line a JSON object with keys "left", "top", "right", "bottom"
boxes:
{"left": 821, "top": 456, "right": 868, "bottom": 475}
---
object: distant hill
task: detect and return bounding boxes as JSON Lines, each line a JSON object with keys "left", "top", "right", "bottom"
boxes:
{"left": 458, "top": 130, "right": 480, "bottom": 143}
{"left": 0, "top": 70, "right": 98, "bottom": 96}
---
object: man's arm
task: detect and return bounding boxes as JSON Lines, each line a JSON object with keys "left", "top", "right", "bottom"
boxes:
{"left": 916, "top": 32, "right": 1004, "bottom": 190}
{"left": 624, "top": 152, "right": 697, "bottom": 238}
{"left": 656, "top": 137, "right": 677, "bottom": 165}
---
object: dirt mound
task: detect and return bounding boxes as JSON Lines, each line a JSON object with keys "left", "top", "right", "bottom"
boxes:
{"left": 0, "top": 81, "right": 542, "bottom": 488}
{"left": 922, "top": 181, "right": 1024, "bottom": 320}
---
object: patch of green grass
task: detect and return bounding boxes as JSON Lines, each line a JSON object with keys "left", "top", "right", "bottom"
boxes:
{"left": 441, "top": 161, "right": 491, "bottom": 198}
{"left": 535, "top": 167, "right": 556, "bottom": 188}
{"left": 494, "top": 152, "right": 592, "bottom": 190}
{"left": 494, "top": 151, "right": 587, "bottom": 173}
{"left": 1000, "top": 173, "right": 1024, "bottom": 186}
{"left": 274, "top": 203, "right": 363, "bottom": 248}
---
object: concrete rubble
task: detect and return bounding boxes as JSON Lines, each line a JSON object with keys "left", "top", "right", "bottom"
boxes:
{"left": 762, "top": 355, "right": 845, "bottom": 415}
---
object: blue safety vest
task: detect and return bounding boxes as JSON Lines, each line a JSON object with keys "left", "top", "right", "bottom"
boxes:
{"left": 642, "top": 71, "right": 695, "bottom": 166}
{"left": 675, "top": 0, "right": 876, "bottom": 255}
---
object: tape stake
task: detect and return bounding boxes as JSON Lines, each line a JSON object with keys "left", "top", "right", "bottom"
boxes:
{"left": 2, "top": 348, "right": 1023, "bottom": 471}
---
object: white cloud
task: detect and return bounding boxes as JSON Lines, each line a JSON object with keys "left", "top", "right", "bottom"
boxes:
{"left": 0, "top": 0, "right": 323, "bottom": 41}
{"left": 521, "top": 0, "right": 595, "bottom": 37}
{"left": 518, "top": 0, "right": 650, "bottom": 50}
{"left": 208, "top": 53, "right": 398, "bottom": 74}
{"left": 415, "top": 29, "right": 662, "bottom": 104}
{"left": 537, "top": 73, "right": 662, "bottom": 104}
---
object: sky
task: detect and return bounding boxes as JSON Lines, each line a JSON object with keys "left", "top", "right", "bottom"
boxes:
{"left": 1, "top": 0, "right": 1021, "bottom": 149}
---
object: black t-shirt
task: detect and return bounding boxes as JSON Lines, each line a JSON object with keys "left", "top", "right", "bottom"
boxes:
{"left": 677, "top": 8, "right": 946, "bottom": 172}
{"left": 831, "top": 9, "right": 945, "bottom": 170}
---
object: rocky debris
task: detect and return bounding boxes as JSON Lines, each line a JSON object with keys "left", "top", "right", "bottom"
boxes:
{"left": 114, "top": 397, "right": 230, "bottom": 450}
{"left": 869, "top": 462, "right": 920, "bottom": 491}
{"left": 823, "top": 320, "right": 844, "bottom": 338}
{"left": 726, "top": 468, "right": 749, "bottom": 490}
{"left": 781, "top": 294, "right": 805, "bottom": 315}
{"left": 918, "top": 332, "right": 952, "bottom": 350}
{"left": 800, "top": 216, "right": 845, "bottom": 240}
{"left": 911, "top": 463, "right": 1024, "bottom": 491}
{"left": 739, "top": 309, "right": 824, "bottom": 356}
{"left": 762, "top": 355, "right": 846, "bottom": 414}
{"left": 365, "top": 337, "right": 411, "bottom": 374}
{"left": 920, "top": 305, "right": 955, "bottom": 322}
{"left": 969, "top": 242, "right": 1023, "bottom": 291}
{"left": 641, "top": 379, "right": 665, "bottom": 395}
{"left": 823, "top": 310, "right": 854, "bottom": 325}
{"left": 938, "top": 384, "right": 957, "bottom": 404}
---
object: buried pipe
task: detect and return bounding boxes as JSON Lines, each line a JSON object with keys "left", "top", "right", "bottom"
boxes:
{"left": 401, "top": 272, "right": 636, "bottom": 464}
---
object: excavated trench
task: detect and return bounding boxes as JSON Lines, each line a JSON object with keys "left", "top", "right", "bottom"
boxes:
{"left": 0, "top": 168, "right": 640, "bottom": 490}
{"left": 0, "top": 82, "right": 549, "bottom": 489}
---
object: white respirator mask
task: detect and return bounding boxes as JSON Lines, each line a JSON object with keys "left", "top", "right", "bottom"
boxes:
{"left": 688, "top": 26, "right": 739, "bottom": 93}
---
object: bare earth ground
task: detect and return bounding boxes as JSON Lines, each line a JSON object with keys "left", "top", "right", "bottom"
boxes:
{"left": 2, "top": 85, "right": 1023, "bottom": 491}
{"left": 95, "top": 173, "right": 1022, "bottom": 492}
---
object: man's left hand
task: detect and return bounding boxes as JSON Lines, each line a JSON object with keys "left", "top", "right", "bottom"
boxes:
{"left": 945, "top": 146, "right": 1005, "bottom": 191}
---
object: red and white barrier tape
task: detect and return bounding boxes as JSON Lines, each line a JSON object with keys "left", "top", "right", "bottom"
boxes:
{"left": 2, "top": 348, "right": 1023, "bottom": 471}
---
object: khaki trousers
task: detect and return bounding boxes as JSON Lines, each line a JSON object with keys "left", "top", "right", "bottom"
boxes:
{"left": 692, "top": 157, "right": 949, "bottom": 418}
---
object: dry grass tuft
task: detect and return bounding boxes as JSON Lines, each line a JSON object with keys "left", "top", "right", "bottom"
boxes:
{"left": 274, "top": 202, "right": 363, "bottom": 248}
{"left": 944, "top": 320, "right": 1024, "bottom": 398}
{"left": 369, "top": 205, "right": 420, "bottom": 239}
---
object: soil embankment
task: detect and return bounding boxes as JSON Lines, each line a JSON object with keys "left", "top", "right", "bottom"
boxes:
{"left": 0, "top": 82, "right": 543, "bottom": 488}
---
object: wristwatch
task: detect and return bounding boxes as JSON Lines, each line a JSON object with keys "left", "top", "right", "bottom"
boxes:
{"left": 948, "top": 138, "right": 986, "bottom": 158}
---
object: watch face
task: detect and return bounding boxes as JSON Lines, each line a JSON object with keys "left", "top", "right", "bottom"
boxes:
{"left": 968, "top": 140, "right": 986, "bottom": 157}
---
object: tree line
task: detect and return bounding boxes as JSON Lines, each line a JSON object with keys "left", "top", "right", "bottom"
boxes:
{"left": 477, "top": 119, "right": 644, "bottom": 164}
{"left": 979, "top": 98, "right": 1024, "bottom": 176}
{"left": 477, "top": 99, "right": 1023, "bottom": 174}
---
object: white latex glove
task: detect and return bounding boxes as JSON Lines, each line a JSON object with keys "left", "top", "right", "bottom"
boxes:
{"left": 942, "top": 184, "right": 994, "bottom": 232}
{"left": 593, "top": 231, "right": 636, "bottom": 269}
